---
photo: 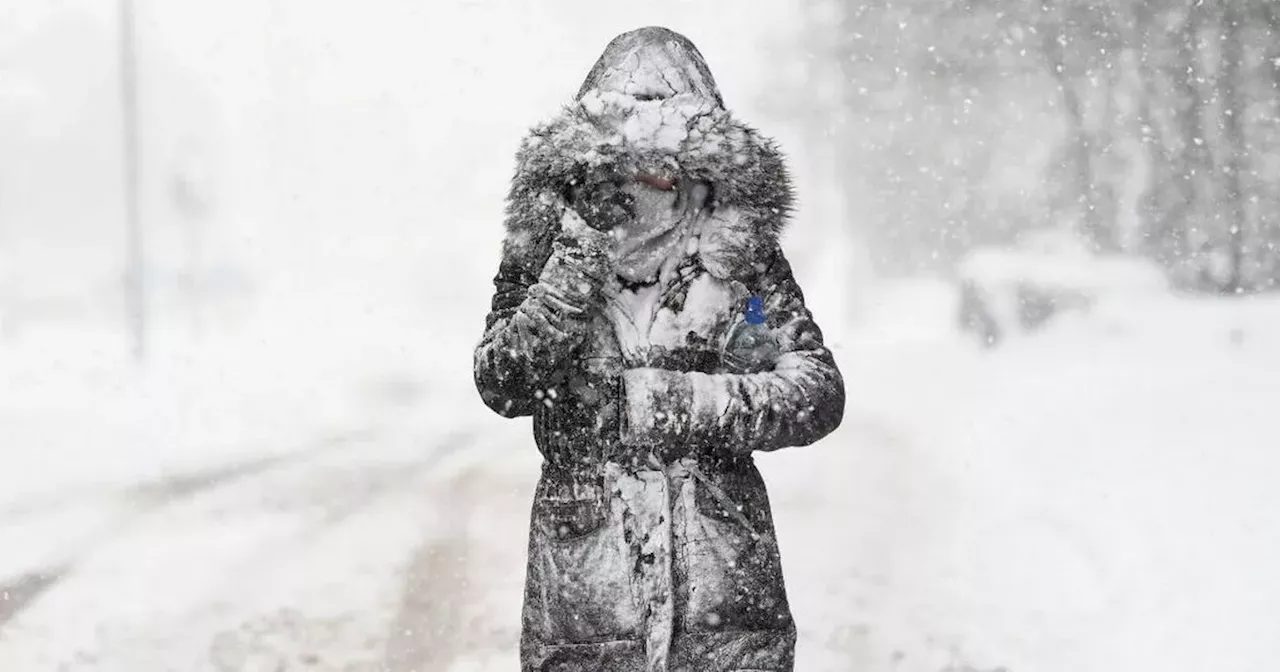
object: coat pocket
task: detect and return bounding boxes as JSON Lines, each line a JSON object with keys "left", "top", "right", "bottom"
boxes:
{"left": 538, "top": 498, "right": 608, "bottom": 542}
{"left": 528, "top": 472, "right": 642, "bottom": 643}
{"left": 683, "top": 462, "right": 791, "bottom": 633}
{"left": 534, "top": 469, "right": 608, "bottom": 541}
{"left": 692, "top": 462, "right": 773, "bottom": 539}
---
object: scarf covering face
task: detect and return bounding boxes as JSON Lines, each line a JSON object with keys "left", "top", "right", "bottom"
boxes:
{"left": 612, "top": 182, "right": 713, "bottom": 284}
{"left": 574, "top": 27, "right": 722, "bottom": 283}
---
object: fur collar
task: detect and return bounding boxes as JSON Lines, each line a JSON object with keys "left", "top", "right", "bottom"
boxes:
{"left": 504, "top": 93, "right": 794, "bottom": 281}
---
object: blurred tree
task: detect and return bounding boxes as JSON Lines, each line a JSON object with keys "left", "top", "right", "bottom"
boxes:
{"left": 782, "top": 0, "right": 1056, "bottom": 275}
{"left": 1133, "top": 1, "right": 1205, "bottom": 278}
{"left": 1215, "top": 0, "right": 1247, "bottom": 293}
{"left": 1026, "top": 0, "right": 1124, "bottom": 253}
{"left": 783, "top": 0, "right": 1280, "bottom": 293}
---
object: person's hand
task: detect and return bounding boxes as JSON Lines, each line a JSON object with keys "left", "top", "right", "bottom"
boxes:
{"left": 567, "top": 171, "right": 635, "bottom": 232}
{"left": 615, "top": 366, "right": 696, "bottom": 465}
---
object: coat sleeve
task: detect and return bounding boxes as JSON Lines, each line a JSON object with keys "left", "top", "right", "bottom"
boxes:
{"left": 618, "top": 249, "right": 844, "bottom": 452}
{"left": 473, "top": 178, "right": 615, "bottom": 418}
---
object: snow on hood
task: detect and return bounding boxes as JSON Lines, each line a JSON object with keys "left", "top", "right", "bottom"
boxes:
{"left": 504, "top": 26, "right": 794, "bottom": 282}
{"left": 576, "top": 27, "right": 723, "bottom": 107}
{"left": 574, "top": 27, "right": 724, "bottom": 153}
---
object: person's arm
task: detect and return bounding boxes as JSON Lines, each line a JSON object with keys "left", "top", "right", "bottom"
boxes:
{"left": 473, "top": 198, "right": 615, "bottom": 418}
{"left": 473, "top": 139, "right": 639, "bottom": 419}
{"left": 619, "top": 249, "right": 844, "bottom": 451}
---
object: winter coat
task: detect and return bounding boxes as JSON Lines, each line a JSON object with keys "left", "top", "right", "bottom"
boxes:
{"left": 473, "top": 26, "right": 845, "bottom": 672}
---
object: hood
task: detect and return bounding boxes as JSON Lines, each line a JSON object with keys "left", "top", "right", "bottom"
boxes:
{"left": 574, "top": 26, "right": 724, "bottom": 109}
{"left": 502, "top": 27, "right": 795, "bottom": 282}
{"left": 569, "top": 27, "right": 725, "bottom": 158}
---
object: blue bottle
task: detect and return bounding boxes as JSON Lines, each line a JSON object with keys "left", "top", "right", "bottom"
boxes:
{"left": 722, "top": 296, "right": 780, "bottom": 373}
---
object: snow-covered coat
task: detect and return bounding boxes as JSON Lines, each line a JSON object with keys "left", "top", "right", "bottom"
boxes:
{"left": 473, "top": 26, "right": 845, "bottom": 672}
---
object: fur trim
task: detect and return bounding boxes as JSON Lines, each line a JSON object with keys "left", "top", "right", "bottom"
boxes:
{"left": 503, "top": 95, "right": 794, "bottom": 281}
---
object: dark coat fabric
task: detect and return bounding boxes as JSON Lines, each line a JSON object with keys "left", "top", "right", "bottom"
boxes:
{"left": 473, "top": 26, "right": 845, "bottom": 672}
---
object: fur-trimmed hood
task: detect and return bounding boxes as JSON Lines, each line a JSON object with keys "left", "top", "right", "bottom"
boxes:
{"left": 503, "top": 27, "right": 794, "bottom": 281}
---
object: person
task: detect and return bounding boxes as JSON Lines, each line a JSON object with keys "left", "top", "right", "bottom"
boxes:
{"left": 473, "top": 26, "right": 845, "bottom": 672}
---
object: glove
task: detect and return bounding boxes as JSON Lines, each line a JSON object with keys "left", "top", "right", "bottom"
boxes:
{"left": 567, "top": 171, "right": 636, "bottom": 232}
{"left": 531, "top": 201, "right": 617, "bottom": 325}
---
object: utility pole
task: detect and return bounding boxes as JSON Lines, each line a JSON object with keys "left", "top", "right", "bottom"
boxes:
{"left": 119, "top": 0, "right": 147, "bottom": 360}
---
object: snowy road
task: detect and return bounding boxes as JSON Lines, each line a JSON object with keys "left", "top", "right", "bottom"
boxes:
{"left": 0, "top": 424, "right": 482, "bottom": 670}
{"left": 14, "top": 0, "right": 1280, "bottom": 669}
{"left": 3, "top": 292, "right": 1280, "bottom": 671}
{"left": 0, "top": 408, "right": 897, "bottom": 672}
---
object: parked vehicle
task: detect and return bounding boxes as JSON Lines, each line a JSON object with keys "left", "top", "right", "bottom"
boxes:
{"left": 955, "top": 230, "right": 1167, "bottom": 347}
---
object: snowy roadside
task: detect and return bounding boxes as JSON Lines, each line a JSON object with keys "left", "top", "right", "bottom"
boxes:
{"left": 3, "top": 282, "right": 1280, "bottom": 671}
{"left": 0, "top": 274, "right": 500, "bottom": 671}
{"left": 0, "top": 425, "right": 482, "bottom": 671}
{"left": 0, "top": 366, "right": 530, "bottom": 672}
{"left": 422, "top": 285, "right": 1280, "bottom": 672}
{"left": 772, "top": 285, "right": 1280, "bottom": 672}
{"left": 5, "top": 286, "right": 1280, "bottom": 671}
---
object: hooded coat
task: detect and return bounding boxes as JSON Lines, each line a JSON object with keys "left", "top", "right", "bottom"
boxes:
{"left": 473, "top": 27, "right": 845, "bottom": 672}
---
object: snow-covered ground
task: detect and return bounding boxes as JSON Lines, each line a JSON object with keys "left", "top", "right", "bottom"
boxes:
{"left": 3, "top": 283, "right": 1279, "bottom": 671}
{"left": 4, "top": 1, "right": 1280, "bottom": 670}
{"left": 776, "top": 285, "right": 1280, "bottom": 671}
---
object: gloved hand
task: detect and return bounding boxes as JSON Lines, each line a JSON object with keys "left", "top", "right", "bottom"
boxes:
{"left": 528, "top": 179, "right": 620, "bottom": 329}
{"left": 567, "top": 171, "right": 636, "bottom": 232}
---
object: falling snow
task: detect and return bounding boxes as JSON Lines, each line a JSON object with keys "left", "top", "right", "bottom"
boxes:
{"left": 2, "top": 1, "right": 1279, "bottom": 672}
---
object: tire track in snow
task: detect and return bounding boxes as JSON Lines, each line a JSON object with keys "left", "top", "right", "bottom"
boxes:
{"left": 0, "top": 420, "right": 501, "bottom": 671}
{"left": 127, "top": 429, "right": 377, "bottom": 504}
{"left": 0, "top": 427, "right": 384, "bottom": 637}
{"left": 0, "top": 427, "right": 375, "bottom": 525}
{"left": 384, "top": 445, "right": 534, "bottom": 671}
{"left": 384, "top": 465, "right": 481, "bottom": 671}
{"left": 0, "top": 569, "right": 65, "bottom": 630}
